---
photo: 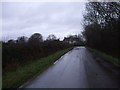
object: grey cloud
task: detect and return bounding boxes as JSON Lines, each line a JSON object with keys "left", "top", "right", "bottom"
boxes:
{"left": 2, "top": 2, "right": 86, "bottom": 41}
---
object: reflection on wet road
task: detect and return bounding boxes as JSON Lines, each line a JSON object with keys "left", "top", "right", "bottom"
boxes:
{"left": 21, "top": 47, "right": 119, "bottom": 88}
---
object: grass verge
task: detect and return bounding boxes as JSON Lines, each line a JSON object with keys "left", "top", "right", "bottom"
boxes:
{"left": 3, "top": 47, "right": 74, "bottom": 88}
{"left": 88, "top": 47, "right": 120, "bottom": 65}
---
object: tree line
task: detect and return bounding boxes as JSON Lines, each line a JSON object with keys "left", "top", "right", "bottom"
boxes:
{"left": 2, "top": 33, "right": 83, "bottom": 72}
{"left": 83, "top": 2, "right": 120, "bottom": 58}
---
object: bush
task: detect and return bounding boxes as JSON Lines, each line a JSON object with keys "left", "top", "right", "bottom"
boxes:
{"left": 2, "top": 39, "right": 71, "bottom": 72}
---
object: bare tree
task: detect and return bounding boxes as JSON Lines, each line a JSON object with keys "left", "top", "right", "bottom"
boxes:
{"left": 16, "top": 36, "right": 28, "bottom": 43}
{"left": 83, "top": 2, "right": 120, "bottom": 56}
{"left": 46, "top": 34, "right": 57, "bottom": 41}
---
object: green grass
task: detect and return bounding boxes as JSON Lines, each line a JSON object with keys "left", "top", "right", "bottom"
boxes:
{"left": 88, "top": 47, "right": 120, "bottom": 65}
{"left": 3, "top": 47, "right": 74, "bottom": 88}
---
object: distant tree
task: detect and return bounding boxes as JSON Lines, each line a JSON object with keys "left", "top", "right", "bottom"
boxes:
{"left": 46, "top": 34, "right": 57, "bottom": 41}
{"left": 78, "top": 34, "right": 85, "bottom": 42}
{"left": 28, "top": 33, "right": 43, "bottom": 43}
{"left": 16, "top": 36, "right": 28, "bottom": 43}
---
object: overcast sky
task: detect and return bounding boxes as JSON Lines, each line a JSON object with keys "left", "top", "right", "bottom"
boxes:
{"left": 2, "top": 2, "right": 86, "bottom": 41}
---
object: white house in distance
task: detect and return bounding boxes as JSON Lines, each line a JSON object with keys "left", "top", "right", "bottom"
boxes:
{"left": 63, "top": 35, "right": 80, "bottom": 44}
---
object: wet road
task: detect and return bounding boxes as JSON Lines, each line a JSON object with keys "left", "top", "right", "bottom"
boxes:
{"left": 21, "top": 47, "right": 119, "bottom": 88}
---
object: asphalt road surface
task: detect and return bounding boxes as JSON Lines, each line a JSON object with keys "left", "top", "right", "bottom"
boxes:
{"left": 21, "top": 47, "right": 119, "bottom": 88}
